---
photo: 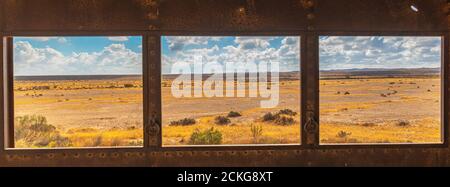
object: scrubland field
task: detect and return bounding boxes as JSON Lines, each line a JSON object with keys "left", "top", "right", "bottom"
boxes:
{"left": 163, "top": 70, "right": 441, "bottom": 145}
{"left": 14, "top": 70, "right": 442, "bottom": 148}
{"left": 320, "top": 76, "right": 441, "bottom": 144}
{"left": 162, "top": 76, "right": 301, "bottom": 146}
{"left": 13, "top": 75, "right": 143, "bottom": 148}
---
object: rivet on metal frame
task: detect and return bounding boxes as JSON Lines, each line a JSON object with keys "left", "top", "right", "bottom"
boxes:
{"left": 47, "top": 153, "right": 55, "bottom": 159}
{"left": 300, "top": 0, "right": 314, "bottom": 9}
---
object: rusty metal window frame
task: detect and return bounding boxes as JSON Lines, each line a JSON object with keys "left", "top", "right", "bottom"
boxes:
{"left": 315, "top": 31, "right": 449, "bottom": 149}
{"left": 0, "top": 31, "right": 447, "bottom": 161}
{"left": 1, "top": 31, "right": 152, "bottom": 153}
{"left": 154, "top": 32, "right": 306, "bottom": 151}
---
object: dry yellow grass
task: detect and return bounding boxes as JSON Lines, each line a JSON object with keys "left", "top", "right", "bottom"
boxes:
{"left": 320, "top": 118, "right": 441, "bottom": 144}
{"left": 63, "top": 128, "right": 143, "bottom": 147}
{"left": 163, "top": 118, "right": 300, "bottom": 145}
{"left": 14, "top": 77, "right": 144, "bottom": 148}
{"left": 13, "top": 76, "right": 442, "bottom": 148}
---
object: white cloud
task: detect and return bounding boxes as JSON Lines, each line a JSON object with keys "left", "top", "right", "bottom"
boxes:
{"left": 107, "top": 36, "right": 129, "bottom": 42}
{"left": 57, "top": 37, "right": 68, "bottom": 43}
{"left": 14, "top": 41, "right": 142, "bottom": 75}
{"left": 21, "top": 37, "right": 57, "bottom": 42}
{"left": 20, "top": 37, "right": 69, "bottom": 43}
{"left": 319, "top": 36, "right": 441, "bottom": 70}
{"left": 164, "top": 36, "right": 227, "bottom": 51}
{"left": 162, "top": 36, "right": 300, "bottom": 74}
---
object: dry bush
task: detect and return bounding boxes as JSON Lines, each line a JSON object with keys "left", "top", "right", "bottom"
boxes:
{"left": 262, "top": 112, "right": 277, "bottom": 121}
{"left": 250, "top": 124, "right": 263, "bottom": 143}
{"left": 227, "top": 111, "right": 242, "bottom": 118}
{"left": 169, "top": 118, "right": 196, "bottom": 126}
{"left": 262, "top": 109, "right": 297, "bottom": 125}
{"left": 14, "top": 115, "right": 71, "bottom": 148}
{"left": 278, "top": 109, "right": 297, "bottom": 116}
{"left": 396, "top": 120, "right": 411, "bottom": 127}
{"left": 336, "top": 130, "right": 352, "bottom": 138}
{"left": 215, "top": 116, "right": 231, "bottom": 125}
{"left": 274, "top": 116, "right": 295, "bottom": 126}
{"left": 123, "top": 83, "right": 135, "bottom": 88}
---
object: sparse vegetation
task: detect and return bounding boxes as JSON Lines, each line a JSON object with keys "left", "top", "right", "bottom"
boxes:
{"left": 396, "top": 120, "right": 411, "bottom": 127}
{"left": 13, "top": 72, "right": 441, "bottom": 146}
{"left": 250, "top": 124, "right": 263, "bottom": 144}
{"left": 189, "top": 128, "right": 222, "bottom": 145}
{"left": 336, "top": 130, "right": 352, "bottom": 138}
{"left": 215, "top": 116, "right": 231, "bottom": 125}
{"left": 274, "top": 115, "right": 295, "bottom": 126}
{"left": 262, "top": 112, "right": 277, "bottom": 121}
{"left": 227, "top": 111, "right": 242, "bottom": 118}
{"left": 123, "top": 83, "right": 135, "bottom": 88}
{"left": 278, "top": 109, "right": 297, "bottom": 116}
{"left": 261, "top": 109, "right": 296, "bottom": 125}
{"left": 14, "top": 115, "right": 71, "bottom": 148}
{"left": 169, "top": 118, "right": 196, "bottom": 126}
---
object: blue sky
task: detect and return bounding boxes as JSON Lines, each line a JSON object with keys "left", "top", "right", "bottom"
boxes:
{"left": 13, "top": 36, "right": 441, "bottom": 76}
{"left": 13, "top": 36, "right": 142, "bottom": 76}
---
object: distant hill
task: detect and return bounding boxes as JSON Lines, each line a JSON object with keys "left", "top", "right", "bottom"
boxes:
{"left": 320, "top": 67, "right": 440, "bottom": 79}
{"left": 162, "top": 71, "right": 301, "bottom": 81}
{"left": 14, "top": 67, "right": 440, "bottom": 81}
{"left": 14, "top": 75, "right": 142, "bottom": 81}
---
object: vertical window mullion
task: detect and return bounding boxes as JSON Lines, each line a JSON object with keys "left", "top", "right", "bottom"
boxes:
{"left": 0, "top": 35, "right": 4, "bottom": 150}
{"left": 302, "top": 34, "right": 320, "bottom": 147}
{"left": 145, "top": 34, "right": 162, "bottom": 148}
{"left": 443, "top": 34, "right": 449, "bottom": 146}
{"left": 4, "top": 37, "right": 13, "bottom": 148}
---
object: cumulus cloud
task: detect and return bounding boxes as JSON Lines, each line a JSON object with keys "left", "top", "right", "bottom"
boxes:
{"left": 107, "top": 36, "right": 129, "bottom": 42}
{"left": 319, "top": 36, "right": 441, "bottom": 70}
{"left": 165, "top": 36, "right": 226, "bottom": 51}
{"left": 14, "top": 41, "right": 142, "bottom": 75}
{"left": 162, "top": 36, "right": 300, "bottom": 74}
{"left": 20, "top": 37, "right": 69, "bottom": 43}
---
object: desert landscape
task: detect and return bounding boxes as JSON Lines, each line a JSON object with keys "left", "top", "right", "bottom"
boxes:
{"left": 13, "top": 75, "right": 144, "bottom": 148}
{"left": 162, "top": 72, "right": 301, "bottom": 146}
{"left": 319, "top": 68, "right": 441, "bottom": 144}
{"left": 13, "top": 68, "right": 441, "bottom": 148}
{"left": 162, "top": 68, "right": 441, "bottom": 146}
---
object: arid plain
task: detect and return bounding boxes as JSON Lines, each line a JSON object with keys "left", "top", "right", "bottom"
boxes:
{"left": 13, "top": 69, "right": 442, "bottom": 148}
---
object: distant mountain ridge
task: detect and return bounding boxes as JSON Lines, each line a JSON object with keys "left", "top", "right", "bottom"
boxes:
{"left": 320, "top": 67, "right": 440, "bottom": 77}
{"left": 14, "top": 68, "right": 440, "bottom": 81}
{"left": 14, "top": 74, "right": 141, "bottom": 81}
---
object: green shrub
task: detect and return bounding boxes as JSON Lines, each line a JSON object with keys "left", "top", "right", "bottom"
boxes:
{"left": 169, "top": 118, "right": 196, "bottom": 126}
{"left": 214, "top": 116, "right": 231, "bottom": 125}
{"left": 14, "top": 115, "right": 71, "bottom": 148}
{"left": 189, "top": 128, "right": 222, "bottom": 145}
{"left": 227, "top": 111, "right": 242, "bottom": 118}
